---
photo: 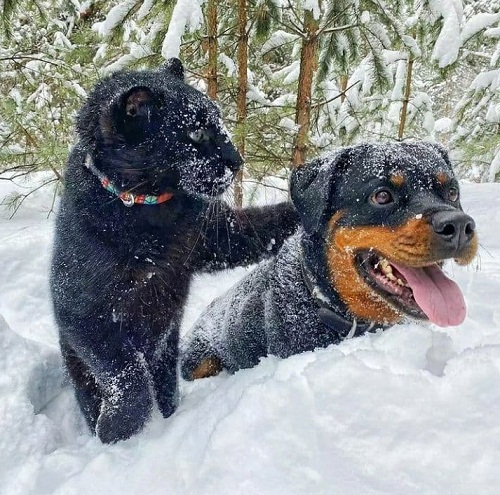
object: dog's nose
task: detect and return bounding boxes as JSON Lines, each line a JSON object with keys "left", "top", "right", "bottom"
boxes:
{"left": 431, "top": 210, "right": 476, "bottom": 252}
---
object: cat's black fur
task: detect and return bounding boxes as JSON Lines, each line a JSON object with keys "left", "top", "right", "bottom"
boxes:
{"left": 50, "top": 59, "right": 298, "bottom": 443}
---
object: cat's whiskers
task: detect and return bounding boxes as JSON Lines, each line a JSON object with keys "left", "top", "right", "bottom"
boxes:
{"left": 182, "top": 196, "right": 217, "bottom": 266}
{"left": 231, "top": 201, "right": 267, "bottom": 251}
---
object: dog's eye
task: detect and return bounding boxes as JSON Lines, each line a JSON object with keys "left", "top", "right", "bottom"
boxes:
{"left": 448, "top": 187, "right": 459, "bottom": 202}
{"left": 188, "top": 129, "right": 209, "bottom": 143}
{"left": 371, "top": 189, "right": 394, "bottom": 205}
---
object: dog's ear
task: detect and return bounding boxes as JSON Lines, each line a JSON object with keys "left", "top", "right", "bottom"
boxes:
{"left": 291, "top": 150, "right": 350, "bottom": 233}
{"left": 162, "top": 57, "right": 185, "bottom": 80}
{"left": 290, "top": 156, "right": 333, "bottom": 233}
{"left": 121, "top": 86, "right": 154, "bottom": 118}
{"left": 418, "top": 141, "right": 452, "bottom": 166}
{"left": 110, "top": 86, "right": 157, "bottom": 144}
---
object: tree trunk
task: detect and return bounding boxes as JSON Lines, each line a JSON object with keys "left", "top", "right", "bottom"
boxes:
{"left": 206, "top": 0, "right": 218, "bottom": 100}
{"left": 340, "top": 74, "right": 348, "bottom": 103}
{"left": 291, "top": 10, "right": 320, "bottom": 168}
{"left": 398, "top": 55, "right": 414, "bottom": 140}
{"left": 234, "top": 0, "right": 248, "bottom": 207}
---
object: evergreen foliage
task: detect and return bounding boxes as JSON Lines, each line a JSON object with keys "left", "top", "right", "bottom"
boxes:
{"left": 0, "top": 0, "right": 499, "bottom": 194}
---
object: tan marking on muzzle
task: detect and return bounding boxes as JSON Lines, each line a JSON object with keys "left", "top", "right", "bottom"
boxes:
{"left": 324, "top": 214, "right": 477, "bottom": 324}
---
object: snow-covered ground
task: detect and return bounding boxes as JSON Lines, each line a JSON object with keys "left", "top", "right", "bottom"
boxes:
{"left": 1, "top": 174, "right": 500, "bottom": 495}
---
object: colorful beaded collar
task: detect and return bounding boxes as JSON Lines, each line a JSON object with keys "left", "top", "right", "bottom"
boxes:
{"left": 84, "top": 154, "right": 173, "bottom": 207}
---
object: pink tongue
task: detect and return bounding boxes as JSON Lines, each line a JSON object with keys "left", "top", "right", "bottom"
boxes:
{"left": 391, "top": 262, "right": 466, "bottom": 327}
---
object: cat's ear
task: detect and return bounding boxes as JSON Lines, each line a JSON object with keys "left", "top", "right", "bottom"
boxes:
{"left": 109, "top": 86, "right": 157, "bottom": 144}
{"left": 162, "top": 57, "right": 185, "bottom": 80}
{"left": 122, "top": 86, "right": 154, "bottom": 118}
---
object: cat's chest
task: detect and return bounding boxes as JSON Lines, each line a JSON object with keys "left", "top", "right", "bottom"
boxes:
{"left": 79, "top": 198, "right": 203, "bottom": 298}
{"left": 112, "top": 254, "right": 190, "bottom": 328}
{"left": 119, "top": 219, "right": 200, "bottom": 288}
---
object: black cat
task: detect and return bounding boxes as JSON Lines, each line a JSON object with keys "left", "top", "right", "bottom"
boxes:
{"left": 50, "top": 59, "right": 298, "bottom": 443}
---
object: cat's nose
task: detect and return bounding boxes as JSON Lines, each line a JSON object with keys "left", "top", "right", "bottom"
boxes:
{"left": 226, "top": 150, "right": 243, "bottom": 172}
{"left": 216, "top": 135, "right": 243, "bottom": 172}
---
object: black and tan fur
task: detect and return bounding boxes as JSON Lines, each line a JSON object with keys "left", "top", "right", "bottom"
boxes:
{"left": 181, "top": 142, "right": 477, "bottom": 379}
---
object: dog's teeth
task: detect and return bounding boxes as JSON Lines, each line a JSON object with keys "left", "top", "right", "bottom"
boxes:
{"left": 377, "top": 258, "right": 409, "bottom": 287}
{"left": 379, "top": 258, "right": 393, "bottom": 275}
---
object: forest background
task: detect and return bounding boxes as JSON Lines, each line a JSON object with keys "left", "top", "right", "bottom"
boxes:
{"left": 0, "top": 0, "right": 499, "bottom": 209}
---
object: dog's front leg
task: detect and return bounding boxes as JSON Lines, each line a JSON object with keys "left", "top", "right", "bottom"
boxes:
{"left": 95, "top": 357, "right": 153, "bottom": 444}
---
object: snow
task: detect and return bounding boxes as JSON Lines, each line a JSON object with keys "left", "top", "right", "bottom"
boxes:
{"left": 434, "top": 117, "right": 452, "bottom": 133}
{"left": 303, "top": 0, "right": 321, "bottom": 20}
{"left": 260, "top": 30, "right": 299, "bottom": 56}
{"left": 401, "top": 35, "right": 421, "bottom": 58}
{"left": 485, "top": 27, "right": 500, "bottom": 38}
{"left": 92, "top": 0, "right": 140, "bottom": 37}
{"left": 218, "top": 54, "right": 237, "bottom": 77}
{"left": 137, "top": 0, "right": 155, "bottom": 21}
{"left": 272, "top": 60, "right": 301, "bottom": 84}
{"left": 430, "top": 0, "right": 463, "bottom": 68}
{"left": 460, "top": 13, "right": 500, "bottom": 44}
{"left": 489, "top": 150, "right": 500, "bottom": 181}
{"left": 390, "top": 60, "right": 406, "bottom": 101}
{"left": 1, "top": 174, "right": 500, "bottom": 494}
{"left": 279, "top": 117, "right": 299, "bottom": 132}
{"left": 492, "top": 43, "right": 500, "bottom": 66}
{"left": 486, "top": 102, "right": 499, "bottom": 123}
{"left": 470, "top": 69, "right": 500, "bottom": 91}
{"left": 161, "top": 0, "right": 205, "bottom": 60}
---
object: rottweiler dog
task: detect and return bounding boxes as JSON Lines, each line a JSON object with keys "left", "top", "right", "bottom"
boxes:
{"left": 180, "top": 142, "right": 478, "bottom": 379}
{"left": 50, "top": 59, "right": 299, "bottom": 443}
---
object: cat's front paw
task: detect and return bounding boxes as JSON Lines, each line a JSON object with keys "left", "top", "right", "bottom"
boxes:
{"left": 96, "top": 387, "right": 153, "bottom": 443}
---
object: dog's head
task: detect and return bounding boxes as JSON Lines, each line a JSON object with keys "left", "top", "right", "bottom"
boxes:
{"left": 76, "top": 58, "right": 242, "bottom": 197}
{"left": 291, "top": 142, "right": 478, "bottom": 327}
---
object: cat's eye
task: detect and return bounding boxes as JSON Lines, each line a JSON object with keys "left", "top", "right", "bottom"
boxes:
{"left": 188, "top": 129, "right": 209, "bottom": 143}
{"left": 371, "top": 189, "right": 394, "bottom": 205}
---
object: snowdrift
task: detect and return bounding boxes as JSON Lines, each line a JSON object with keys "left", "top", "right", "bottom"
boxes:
{"left": 1, "top": 176, "right": 500, "bottom": 495}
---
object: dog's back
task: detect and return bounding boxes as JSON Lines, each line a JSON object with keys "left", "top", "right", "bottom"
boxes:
{"left": 181, "top": 233, "right": 344, "bottom": 380}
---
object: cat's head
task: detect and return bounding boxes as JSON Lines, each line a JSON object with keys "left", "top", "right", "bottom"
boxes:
{"left": 76, "top": 59, "right": 243, "bottom": 197}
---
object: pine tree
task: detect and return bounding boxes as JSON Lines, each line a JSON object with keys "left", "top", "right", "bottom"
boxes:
{"left": 0, "top": 0, "right": 101, "bottom": 211}
{"left": 448, "top": 1, "right": 500, "bottom": 181}
{"left": 2, "top": 0, "right": 500, "bottom": 213}
{"left": 234, "top": 0, "right": 249, "bottom": 206}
